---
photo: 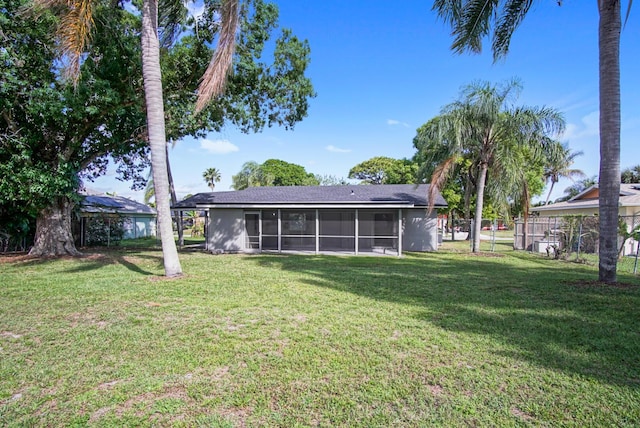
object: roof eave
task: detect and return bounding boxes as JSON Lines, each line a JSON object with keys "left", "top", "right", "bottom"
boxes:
{"left": 193, "top": 202, "right": 432, "bottom": 209}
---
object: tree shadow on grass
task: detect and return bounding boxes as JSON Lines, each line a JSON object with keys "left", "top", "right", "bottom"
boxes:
{"left": 4, "top": 249, "right": 162, "bottom": 276}
{"left": 252, "top": 253, "right": 640, "bottom": 388}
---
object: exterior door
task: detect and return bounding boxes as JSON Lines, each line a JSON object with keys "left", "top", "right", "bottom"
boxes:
{"left": 244, "top": 212, "right": 260, "bottom": 250}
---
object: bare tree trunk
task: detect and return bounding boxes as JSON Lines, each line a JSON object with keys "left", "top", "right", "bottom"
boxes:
{"left": 141, "top": 0, "right": 182, "bottom": 276}
{"left": 29, "top": 197, "right": 81, "bottom": 257}
{"left": 166, "top": 144, "right": 184, "bottom": 246}
{"left": 598, "top": 0, "right": 621, "bottom": 283}
{"left": 472, "top": 163, "right": 488, "bottom": 252}
{"left": 450, "top": 211, "right": 455, "bottom": 241}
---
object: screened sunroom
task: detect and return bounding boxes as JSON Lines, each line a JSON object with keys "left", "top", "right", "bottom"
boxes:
{"left": 245, "top": 208, "right": 401, "bottom": 255}
{"left": 173, "top": 184, "right": 447, "bottom": 256}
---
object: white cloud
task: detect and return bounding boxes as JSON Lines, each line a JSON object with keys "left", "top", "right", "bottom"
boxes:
{"left": 200, "top": 139, "right": 239, "bottom": 154}
{"left": 563, "top": 111, "right": 599, "bottom": 142}
{"left": 387, "top": 119, "right": 410, "bottom": 127}
{"left": 326, "top": 145, "right": 351, "bottom": 153}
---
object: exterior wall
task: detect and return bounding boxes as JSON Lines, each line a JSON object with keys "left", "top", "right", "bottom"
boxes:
{"left": 208, "top": 209, "right": 244, "bottom": 252}
{"left": 123, "top": 216, "right": 156, "bottom": 239}
{"left": 206, "top": 207, "right": 440, "bottom": 254}
{"left": 402, "top": 209, "right": 438, "bottom": 252}
{"left": 535, "top": 206, "right": 640, "bottom": 217}
{"left": 534, "top": 207, "right": 599, "bottom": 217}
{"left": 621, "top": 207, "right": 640, "bottom": 217}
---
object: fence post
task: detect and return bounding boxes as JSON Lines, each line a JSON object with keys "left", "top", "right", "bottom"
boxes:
{"left": 470, "top": 219, "right": 474, "bottom": 251}
{"left": 490, "top": 219, "right": 496, "bottom": 252}
{"left": 531, "top": 216, "right": 535, "bottom": 252}
{"left": 576, "top": 218, "right": 583, "bottom": 261}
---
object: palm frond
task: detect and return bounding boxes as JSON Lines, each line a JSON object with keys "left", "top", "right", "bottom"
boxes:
{"left": 195, "top": 0, "right": 239, "bottom": 113}
{"left": 158, "top": 0, "right": 187, "bottom": 48}
{"left": 452, "top": 0, "right": 498, "bottom": 54}
{"left": 623, "top": 0, "right": 633, "bottom": 28}
{"left": 428, "top": 156, "right": 458, "bottom": 214}
{"left": 34, "top": 0, "right": 94, "bottom": 83}
{"left": 493, "top": 0, "right": 533, "bottom": 60}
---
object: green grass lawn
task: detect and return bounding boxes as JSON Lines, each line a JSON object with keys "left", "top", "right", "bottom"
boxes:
{"left": 1, "top": 247, "right": 639, "bottom": 426}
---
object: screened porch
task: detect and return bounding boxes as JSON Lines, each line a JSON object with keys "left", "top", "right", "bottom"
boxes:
{"left": 243, "top": 208, "right": 402, "bottom": 256}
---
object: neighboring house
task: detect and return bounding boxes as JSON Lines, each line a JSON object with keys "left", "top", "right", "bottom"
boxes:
{"left": 526, "top": 183, "right": 640, "bottom": 255}
{"left": 173, "top": 184, "right": 447, "bottom": 256}
{"left": 532, "top": 183, "right": 640, "bottom": 217}
{"left": 77, "top": 193, "right": 157, "bottom": 245}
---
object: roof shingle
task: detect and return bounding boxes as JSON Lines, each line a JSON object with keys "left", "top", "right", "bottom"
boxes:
{"left": 173, "top": 184, "right": 447, "bottom": 209}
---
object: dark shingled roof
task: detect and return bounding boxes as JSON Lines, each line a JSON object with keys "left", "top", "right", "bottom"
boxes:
{"left": 173, "top": 184, "right": 447, "bottom": 209}
{"left": 81, "top": 195, "right": 156, "bottom": 215}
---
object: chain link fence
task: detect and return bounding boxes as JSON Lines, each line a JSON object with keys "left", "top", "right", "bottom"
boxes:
{"left": 514, "top": 215, "right": 640, "bottom": 274}
{"left": 438, "top": 217, "right": 513, "bottom": 252}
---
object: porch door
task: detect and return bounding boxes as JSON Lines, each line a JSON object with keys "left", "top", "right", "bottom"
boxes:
{"left": 244, "top": 212, "right": 260, "bottom": 250}
{"left": 374, "top": 212, "right": 395, "bottom": 246}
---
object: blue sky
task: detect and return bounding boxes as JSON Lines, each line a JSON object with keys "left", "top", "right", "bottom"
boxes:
{"left": 91, "top": 1, "right": 640, "bottom": 204}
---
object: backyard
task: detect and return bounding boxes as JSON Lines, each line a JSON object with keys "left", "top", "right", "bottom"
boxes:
{"left": 1, "top": 242, "right": 639, "bottom": 426}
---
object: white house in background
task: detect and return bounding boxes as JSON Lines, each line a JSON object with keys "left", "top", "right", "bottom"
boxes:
{"left": 532, "top": 183, "right": 640, "bottom": 217}
{"left": 173, "top": 184, "right": 447, "bottom": 256}
{"left": 77, "top": 193, "right": 156, "bottom": 244}
{"left": 530, "top": 183, "right": 640, "bottom": 256}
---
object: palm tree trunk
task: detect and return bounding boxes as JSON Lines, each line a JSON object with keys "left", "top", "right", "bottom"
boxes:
{"left": 141, "top": 0, "right": 182, "bottom": 276}
{"left": 472, "top": 163, "right": 488, "bottom": 252}
{"left": 598, "top": 0, "right": 621, "bottom": 283}
{"left": 166, "top": 144, "right": 184, "bottom": 246}
{"left": 544, "top": 181, "right": 556, "bottom": 205}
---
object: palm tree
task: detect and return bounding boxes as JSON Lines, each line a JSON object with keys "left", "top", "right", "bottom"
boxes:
{"left": 543, "top": 142, "right": 585, "bottom": 204}
{"left": 140, "top": 0, "right": 182, "bottom": 276}
{"left": 40, "top": 0, "right": 239, "bottom": 276}
{"left": 562, "top": 176, "right": 599, "bottom": 200}
{"left": 203, "top": 167, "right": 222, "bottom": 191}
{"left": 414, "top": 79, "right": 564, "bottom": 252}
{"left": 433, "top": 0, "right": 629, "bottom": 282}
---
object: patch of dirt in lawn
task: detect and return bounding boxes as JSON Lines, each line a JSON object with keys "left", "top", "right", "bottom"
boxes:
{"left": 565, "top": 280, "right": 639, "bottom": 289}
{"left": 428, "top": 384, "right": 444, "bottom": 396}
{"left": 218, "top": 406, "right": 252, "bottom": 428}
{"left": 0, "top": 252, "right": 114, "bottom": 265}
{"left": 511, "top": 407, "right": 535, "bottom": 422}
{"left": 147, "top": 273, "right": 189, "bottom": 282}
{"left": 463, "top": 251, "right": 505, "bottom": 258}
{"left": 0, "top": 253, "right": 32, "bottom": 263}
{"left": 90, "top": 387, "right": 191, "bottom": 422}
{"left": 66, "top": 310, "right": 111, "bottom": 329}
{"left": 35, "top": 399, "right": 59, "bottom": 417}
{"left": 97, "top": 380, "right": 121, "bottom": 390}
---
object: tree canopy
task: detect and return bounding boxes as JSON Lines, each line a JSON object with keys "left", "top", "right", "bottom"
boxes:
{"left": 232, "top": 159, "right": 319, "bottom": 190}
{"left": 0, "top": 0, "right": 315, "bottom": 256}
{"left": 413, "top": 79, "right": 564, "bottom": 252}
{"left": 348, "top": 156, "right": 418, "bottom": 185}
{"left": 433, "top": 0, "right": 628, "bottom": 283}
{"left": 621, "top": 165, "right": 640, "bottom": 183}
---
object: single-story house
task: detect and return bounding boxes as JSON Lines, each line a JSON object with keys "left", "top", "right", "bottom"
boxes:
{"left": 526, "top": 183, "right": 640, "bottom": 255}
{"left": 173, "top": 184, "right": 447, "bottom": 256}
{"left": 76, "top": 193, "right": 156, "bottom": 245}
{"left": 532, "top": 183, "right": 640, "bottom": 217}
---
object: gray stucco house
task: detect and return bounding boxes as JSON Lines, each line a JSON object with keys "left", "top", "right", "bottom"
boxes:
{"left": 174, "top": 184, "right": 447, "bottom": 256}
